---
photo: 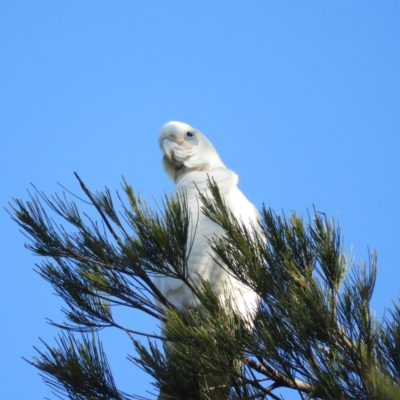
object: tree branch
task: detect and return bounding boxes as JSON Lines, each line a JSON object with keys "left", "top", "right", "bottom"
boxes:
{"left": 74, "top": 172, "right": 121, "bottom": 244}
{"left": 244, "top": 356, "right": 311, "bottom": 393}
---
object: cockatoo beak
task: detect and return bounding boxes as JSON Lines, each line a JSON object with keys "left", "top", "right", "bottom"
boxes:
{"left": 160, "top": 138, "right": 175, "bottom": 162}
{"left": 160, "top": 131, "right": 193, "bottom": 167}
{"left": 161, "top": 137, "right": 185, "bottom": 167}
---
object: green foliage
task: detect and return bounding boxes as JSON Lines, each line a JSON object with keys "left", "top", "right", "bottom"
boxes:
{"left": 26, "top": 332, "right": 133, "bottom": 400}
{"left": 9, "top": 175, "right": 400, "bottom": 399}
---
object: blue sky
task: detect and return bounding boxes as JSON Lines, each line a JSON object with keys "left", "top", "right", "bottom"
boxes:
{"left": 1, "top": 1, "right": 399, "bottom": 399}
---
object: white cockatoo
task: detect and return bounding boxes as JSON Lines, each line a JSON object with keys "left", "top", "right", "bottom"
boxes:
{"left": 155, "top": 121, "right": 261, "bottom": 398}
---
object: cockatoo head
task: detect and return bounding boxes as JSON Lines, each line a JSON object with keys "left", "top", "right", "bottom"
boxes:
{"left": 159, "top": 121, "right": 226, "bottom": 182}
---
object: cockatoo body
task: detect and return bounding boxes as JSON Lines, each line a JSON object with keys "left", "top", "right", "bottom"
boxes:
{"left": 155, "top": 121, "right": 261, "bottom": 398}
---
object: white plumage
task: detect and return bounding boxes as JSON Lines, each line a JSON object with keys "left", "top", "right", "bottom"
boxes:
{"left": 155, "top": 120, "right": 260, "bottom": 322}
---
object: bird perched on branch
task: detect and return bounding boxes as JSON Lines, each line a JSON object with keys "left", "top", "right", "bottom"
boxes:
{"left": 155, "top": 121, "right": 261, "bottom": 398}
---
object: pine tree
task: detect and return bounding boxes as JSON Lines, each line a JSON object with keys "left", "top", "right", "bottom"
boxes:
{"left": 9, "top": 174, "right": 400, "bottom": 399}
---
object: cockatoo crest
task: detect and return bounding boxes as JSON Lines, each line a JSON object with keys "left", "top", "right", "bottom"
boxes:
{"left": 159, "top": 121, "right": 227, "bottom": 183}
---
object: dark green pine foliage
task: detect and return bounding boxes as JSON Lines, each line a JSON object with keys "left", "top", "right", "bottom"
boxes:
{"left": 8, "top": 174, "right": 400, "bottom": 399}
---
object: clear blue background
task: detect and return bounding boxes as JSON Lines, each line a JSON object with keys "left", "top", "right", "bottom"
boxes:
{"left": 1, "top": 2, "right": 399, "bottom": 399}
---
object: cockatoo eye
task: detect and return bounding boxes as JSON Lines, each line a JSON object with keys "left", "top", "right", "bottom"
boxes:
{"left": 184, "top": 131, "right": 198, "bottom": 145}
